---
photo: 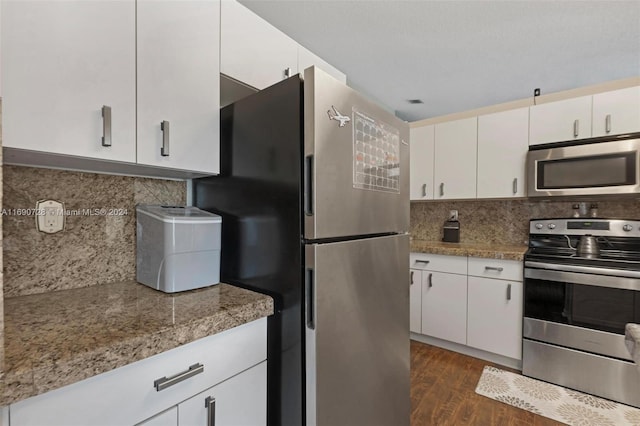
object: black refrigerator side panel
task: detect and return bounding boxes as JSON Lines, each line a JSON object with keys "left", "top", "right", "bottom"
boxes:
{"left": 193, "top": 76, "right": 304, "bottom": 426}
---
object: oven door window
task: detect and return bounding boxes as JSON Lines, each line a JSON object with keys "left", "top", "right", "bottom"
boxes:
{"left": 537, "top": 152, "right": 636, "bottom": 190}
{"left": 525, "top": 278, "right": 640, "bottom": 334}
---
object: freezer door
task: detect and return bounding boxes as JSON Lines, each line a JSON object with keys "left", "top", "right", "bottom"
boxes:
{"left": 303, "top": 67, "right": 409, "bottom": 239}
{"left": 305, "top": 234, "right": 410, "bottom": 426}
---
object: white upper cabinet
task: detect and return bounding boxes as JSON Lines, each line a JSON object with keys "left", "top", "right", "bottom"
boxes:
{"left": 221, "top": 0, "right": 298, "bottom": 90}
{"left": 477, "top": 107, "right": 528, "bottom": 198}
{"left": 137, "top": 0, "right": 220, "bottom": 174}
{"left": 434, "top": 117, "right": 477, "bottom": 200}
{"left": 592, "top": 86, "right": 640, "bottom": 137}
{"left": 409, "top": 125, "right": 435, "bottom": 200}
{"left": 1, "top": 0, "right": 136, "bottom": 162}
{"left": 298, "top": 46, "right": 346, "bottom": 84}
{"left": 529, "top": 96, "right": 592, "bottom": 145}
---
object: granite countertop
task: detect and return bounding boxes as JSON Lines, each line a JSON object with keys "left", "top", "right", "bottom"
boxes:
{"left": 625, "top": 323, "right": 640, "bottom": 368}
{"left": 410, "top": 240, "right": 528, "bottom": 261}
{"left": 0, "top": 281, "right": 274, "bottom": 407}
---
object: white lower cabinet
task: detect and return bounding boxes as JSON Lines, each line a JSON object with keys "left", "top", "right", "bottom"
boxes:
{"left": 409, "top": 269, "right": 422, "bottom": 333}
{"left": 411, "top": 253, "right": 524, "bottom": 361}
{"left": 8, "top": 319, "right": 267, "bottom": 426}
{"left": 421, "top": 271, "right": 467, "bottom": 345}
{"left": 467, "top": 277, "right": 523, "bottom": 360}
{"left": 137, "top": 408, "right": 178, "bottom": 426}
{"left": 178, "top": 362, "right": 266, "bottom": 426}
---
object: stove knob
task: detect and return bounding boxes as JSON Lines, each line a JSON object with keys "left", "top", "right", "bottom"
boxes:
{"left": 535, "top": 223, "right": 543, "bottom": 229}
{"left": 623, "top": 224, "right": 633, "bottom": 232}
{"left": 548, "top": 223, "right": 556, "bottom": 229}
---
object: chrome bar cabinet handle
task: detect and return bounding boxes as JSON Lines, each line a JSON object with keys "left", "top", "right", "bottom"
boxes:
{"left": 573, "top": 119, "right": 579, "bottom": 137}
{"left": 605, "top": 114, "right": 612, "bottom": 133}
{"left": 485, "top": 266, "right": 504, "bottom": 272}
{"left": 506, "top": 283, "right": 512, "bottom": 301}
{"left": 440, "top": 182, "right": 444, "bottom": 197}
{"left": 422, "top": 183, "right": 427, "bottom": 197}
{"left": 415, "top": 260, "right": 430, "bottom": 266}
{"left": 205, "top": 396, "right": 216, "bottom": 426}
{"left": 161, "top": 120, "right": 170, "bottom": 157}
{"left": 428, "top": 273, "right": 433, "bottom": 288}
{"left": 410, "top": 271, "right": 414, "bottom": 285}
{"left": 512, "top": 178, "right": 518, "bottom": 195}
{"left": 101, "top": 105, "right": 112, "bottom": 147}
{"left": 154, "top": 363, "right": 204, "bottom": 391}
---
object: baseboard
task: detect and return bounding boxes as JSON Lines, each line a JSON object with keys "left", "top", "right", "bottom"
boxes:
{"left": 410, "top": 332, "right": 522, "bottom": 371}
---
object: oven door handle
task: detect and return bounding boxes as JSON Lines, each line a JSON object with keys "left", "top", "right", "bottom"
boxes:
{"left": 525, "top": 264, "right": 640, "bottom": 291}
{"left": 525, "top": 261, "right": 640, "bottom": 280}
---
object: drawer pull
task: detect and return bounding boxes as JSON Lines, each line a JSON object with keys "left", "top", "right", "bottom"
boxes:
{"left": 154, "top": 363, "right": 204, "bottom": 391}
{"left": 506, "top": 283, "right": 512, "bottom": 301}
{"left": 428, "top": 273, "right": 433, "bottom": 288}
{"left": 485, "top": 266, "right": 504, "bottom": 272}
{"left": 101, "top": 105, "right": 112, "bottom": 147}
{"left": 205, "top": 396, "right": 216, "bottom": 426}
{"left": 415, "top": 260, "right": 430, "bottom": 265}
{"left": 161, "top": 120, "right": 170, "bottom": 157}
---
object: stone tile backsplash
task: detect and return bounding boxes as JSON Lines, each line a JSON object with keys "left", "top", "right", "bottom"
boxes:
{"left": 3, "top": 166, "right": 186, "bottom": 297}
{"left": 410, "top": 198, "right": 640, "bottom": 246}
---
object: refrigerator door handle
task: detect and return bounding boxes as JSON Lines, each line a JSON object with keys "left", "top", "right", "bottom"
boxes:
{"left": 306, "top": 268, "right": 315, "bottom": 330}
{"left": 304, "top": 155, "right": 314, "bottom": 216}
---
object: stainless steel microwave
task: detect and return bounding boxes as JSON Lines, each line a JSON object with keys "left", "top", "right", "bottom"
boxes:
{"left": 527, "top": 133, "right": 640, "bottom": 198}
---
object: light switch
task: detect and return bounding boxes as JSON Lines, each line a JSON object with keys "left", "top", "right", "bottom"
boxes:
{"left": 36, "top": 200, "right": 65, "bottom": 234}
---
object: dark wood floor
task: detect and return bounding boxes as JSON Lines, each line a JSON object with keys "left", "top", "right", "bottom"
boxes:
{"left": 410, "top": 340, "right": 564, "bottom": 425}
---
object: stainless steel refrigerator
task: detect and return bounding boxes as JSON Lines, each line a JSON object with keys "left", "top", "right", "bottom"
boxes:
{"left": 194, "top": 67, "right": 409, "bottom": 426}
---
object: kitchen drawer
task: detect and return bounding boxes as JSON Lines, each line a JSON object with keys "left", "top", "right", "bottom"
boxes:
{"left": 467, "top": 257, "right": 523, "bottom": 282}
{"left": 410, "top": 252, "right": 467, "bottom": 275}
{"left": 10, "top": 318, "right": 267, "bottom": 426}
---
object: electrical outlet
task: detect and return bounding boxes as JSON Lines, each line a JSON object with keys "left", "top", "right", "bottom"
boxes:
{"left": 36, "top": 200, "right": 65, "bottom": 234}
{"left": 449, "top": 210, "right": 458, "bottom": 221}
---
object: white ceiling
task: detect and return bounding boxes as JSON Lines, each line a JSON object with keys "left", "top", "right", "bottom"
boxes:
{"left": 239, "top": 0, "right": 640, "bottom": 122}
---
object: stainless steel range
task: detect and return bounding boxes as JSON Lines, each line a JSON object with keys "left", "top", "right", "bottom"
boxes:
{"left": 523, "top": 218, "right": 640, "bottom": 407}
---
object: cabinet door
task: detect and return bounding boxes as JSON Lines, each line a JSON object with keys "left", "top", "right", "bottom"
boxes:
{"left": 434, "top": 117, "right": 477, "bottom": 199}
{"left": 592, "top": 86, "right": 640, "bottom": 137}
{"left": 138, "top": 408, "right": 178, "bottom": 426}
{"left": 1, "top": 0, "right": 136, "bottom": 162}
{"left": 178, "top": 361, "right": 266, "bottom": 426}
{"left": 467, "top": 277, "right": 522, "bottom": 360}
{"left": 137, "top": 0, "right": 220, "bottom": 174}
{"left": 409, "top": 125, "right": 435, "bottom": 200}
{"left": 298, "top": 46, "right": 346, "bottom": 84}
{"left": 410, "top": 269, "right": 422, "bottom": 333}
{"left": 529, "top": 96, "right": 592, "bottom": 145}
{"left": 221, "top": 0, "right": 298, "bottom": 90}
{"left": 421, "top": 271, "right": 467, "bottom": 344}
{"left": 477, "top": 108, "right": 528, "bottom": 198}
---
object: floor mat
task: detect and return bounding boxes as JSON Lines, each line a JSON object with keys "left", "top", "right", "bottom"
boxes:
{"left": 475, "top": 366, "right": 640, "bottom": 425}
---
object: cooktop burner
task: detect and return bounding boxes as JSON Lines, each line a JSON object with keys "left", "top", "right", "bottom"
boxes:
{"left": 526, "top": 218, "right": 640, "bottom": 271}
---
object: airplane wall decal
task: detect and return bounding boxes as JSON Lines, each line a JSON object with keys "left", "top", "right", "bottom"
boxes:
{"left": 327, "top": 106, "right": 351, "bottom": 127}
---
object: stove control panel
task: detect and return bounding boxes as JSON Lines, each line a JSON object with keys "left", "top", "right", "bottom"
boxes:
{"left": 530, "top": 219, "right": 640, "bottom": 237}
